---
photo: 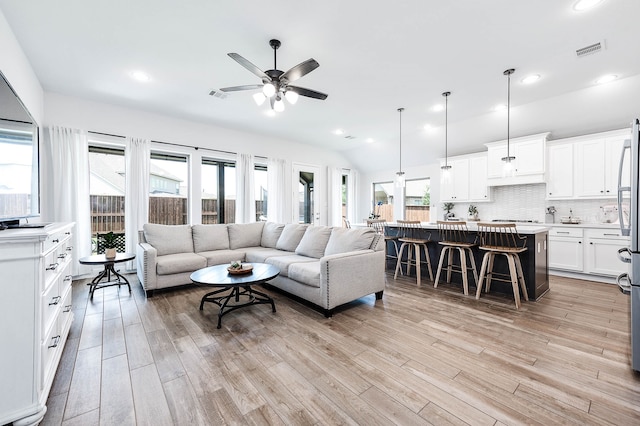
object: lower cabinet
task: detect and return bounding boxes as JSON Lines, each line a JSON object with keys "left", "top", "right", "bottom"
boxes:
{"left": 0, "top": 223, "right": 74, "bottom": 426}
{"left": 549, "top": 226, "right": 628, "bottom": 278}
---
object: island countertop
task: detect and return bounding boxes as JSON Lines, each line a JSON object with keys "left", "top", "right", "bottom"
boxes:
{"left": 382, "top": 222, "right": 550, "bottom": 234}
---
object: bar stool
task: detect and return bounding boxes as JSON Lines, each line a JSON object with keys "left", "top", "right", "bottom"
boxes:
{"left": 394, "top": 220, "right": 433, "bottom": 286}
{"left": 434, "top": 221, "right": 478, "bottom": 295}
{"left": 475, "top": 223, "right": 528, "bottom": 309}
{"left": 367, "top": 219, "right": 399, "bottom": 265}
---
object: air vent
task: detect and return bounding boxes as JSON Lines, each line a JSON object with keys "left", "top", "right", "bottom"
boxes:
{"left": 576, "top": 40, "right": 605, "bottom": 58}
{"left": 344, "top": 135, "right": 356, "bottom": 140}
{"left": 209, "top": 90, "right": 228, "bottom": 99}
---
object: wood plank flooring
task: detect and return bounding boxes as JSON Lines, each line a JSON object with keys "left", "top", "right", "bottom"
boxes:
{"left": 41, "top": 272, "right": 640, "bottom": 425}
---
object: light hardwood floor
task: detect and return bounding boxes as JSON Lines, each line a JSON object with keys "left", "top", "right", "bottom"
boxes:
{"left": 41, "top": 271, "right": 640, "bottom": 425}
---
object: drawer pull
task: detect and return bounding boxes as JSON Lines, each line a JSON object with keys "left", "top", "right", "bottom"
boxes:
{"left": 58, "top": 253, "right": 67, "bottom": 259}
{"left": 63, "top": 304, "right": 72, "bottom": 313}
{"left": 52, "top": 239, "right": 59, "bottom": 243}
{"left": 49, "top": 296, "right": 61, "bottom": 306}
{"left": 556, "top": 231, "right": 570, "bottom": 234}
{"left": 66, "top": 246, "right": 73, "bottom": 252}
{"left": 46, "top": 263, "right": 59, "bottom": 271}
{"left": 603, "top": 233, "right": 620, "bottom": 237}
{"left": 48, "top": 335, "right": 61, "bottom": 349}
{"left": 65, "top": 232, "right": 71, "bottom": 235}
{"left": 64, "top": 275, "right": 72, "bottom": 282}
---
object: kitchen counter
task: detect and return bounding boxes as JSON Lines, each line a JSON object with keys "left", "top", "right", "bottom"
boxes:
{"left": 383, "top": 222, "right": 549, "bottom": 300}
{"left": 547, "top": 222, "right": 624, "bottom": 229}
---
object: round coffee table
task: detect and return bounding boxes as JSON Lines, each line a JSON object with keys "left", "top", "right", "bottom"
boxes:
{"left": 78, "top": 252, "right": 135, "bottom": 299}
{"left": 190, "top": 263, "right": 279, "bottom": 329}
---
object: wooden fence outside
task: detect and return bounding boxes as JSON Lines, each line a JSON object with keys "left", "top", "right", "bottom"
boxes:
{"left": 368, "top": 204, "right": 430, "bottom": 223}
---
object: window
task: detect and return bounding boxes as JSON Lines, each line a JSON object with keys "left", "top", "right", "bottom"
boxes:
{"left": 149, "top": 152, "right": 189, "bottom": 225}
{"left": 201, "top": 158, "right": 237, "bottom": 224}
{"left": 372, "top": 181, "right": 394, "bottom": 222}
{"left": 255, "top": 164, "right": 267, "bottom": 221}
{"left": 404, "top": 178, "right": 430, "bottom": 222}
{"left": 88, "top": 144, "right": 125, "bottom": 253}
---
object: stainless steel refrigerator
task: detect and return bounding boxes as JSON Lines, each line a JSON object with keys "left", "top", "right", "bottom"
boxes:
{"left": 617, "top": 118, "right": 640, "bottom": 371}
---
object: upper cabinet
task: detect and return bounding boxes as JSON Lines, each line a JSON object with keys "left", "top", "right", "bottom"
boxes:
{"left": 440, "top": 153, "right": 490, "bottom": 203}
{"left": 546, "top": 129, "right": 630, "bottom": 200}
{"left": 485, "top": 133, "right": 548, "bottom": 186}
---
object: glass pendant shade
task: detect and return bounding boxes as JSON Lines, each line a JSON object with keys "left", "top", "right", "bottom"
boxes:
{"left": 273, "top": 96, "right": 285, "bottom": 112}
{"left": 262, "top": 83, "right": 276, "bottom": 98}
{"left": 253, "top": 92, "right": 266, "bottom": 106}
{"left": 285, "top": 90, "right": 299, "bottom": 104}
{"left": 395, "top": 171, "right": 405, "bottom": 188}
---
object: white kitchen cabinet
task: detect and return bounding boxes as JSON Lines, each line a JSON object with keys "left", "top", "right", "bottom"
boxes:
{"left": 0, "top": 223, "right": 74, "bottom": 426}
{"left": 584, "top": 228, "right": 629, "bottom": 277}
{"left": 440, "top": 158, "right": 469, "bottom": 202}
{"left": 468, "top": 154, "right": 490, "bottom": 201}
{"left": 548, "top": 227, "right": 583, "bottom": 271}
{"left": 485, "top": 133, "right": 548, "bottom": 185}
{"left": 546, "top": 143, "right": 574, "bottom": 199}
{"left": 574, "top": 132, "right": 630, "bottom": 198}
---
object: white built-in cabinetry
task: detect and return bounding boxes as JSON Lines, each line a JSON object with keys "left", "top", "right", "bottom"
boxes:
{"left": 546, "top": 128, "right": 630, "bottom": 200}
{"left": 440, "top": 153, "right": 490, "bottom": 203}
{"left": 548, "top": 225, "right": 628, "bottom": 277}
{"left": 485, "top": 133, "right": 548, "bottom": 186}
{"left": 0, "top": 223, "right": 74, "bottom": 426}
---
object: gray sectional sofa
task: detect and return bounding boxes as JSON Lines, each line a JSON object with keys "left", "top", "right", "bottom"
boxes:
{"left": 136, "top": 222, "right": 385, "bottom": 315}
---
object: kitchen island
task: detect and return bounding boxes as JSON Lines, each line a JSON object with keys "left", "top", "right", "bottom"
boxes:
{"left": 384, "top": 222, "right": 550, "bottom": 300}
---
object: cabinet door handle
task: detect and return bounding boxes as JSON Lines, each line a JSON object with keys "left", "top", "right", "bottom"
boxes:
{"left": 46, "top": 263, "right": 59, "bottom": 271}
{"left": 556, "top": 231, "right": 570, "bottom": 234}
{"left": 603, "top": 233, "right": 620, "bottom": 236}
{"left": 48, "top": 335, "right": 61, "bottom": 349}
{"left": 49, "top": 296, "right": 61, "bottom": 306}
{"left": 63, "top": 304, "right": 72, "bottom": 313}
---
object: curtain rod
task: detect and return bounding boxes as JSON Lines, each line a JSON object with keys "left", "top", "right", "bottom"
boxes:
{"left": 88, "top": 130, "right": 268, "bottom": 160}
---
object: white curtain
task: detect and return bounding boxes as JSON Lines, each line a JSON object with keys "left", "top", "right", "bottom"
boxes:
{"left": 125, "top": 136, "right": 150, "bottom": 270}
{"left": 349, "top": 169, "right": 358, "bottom": 225}
{"left": 267, "top": 157, "right": 287, "bottom": 223}
{"left": 43, "top": 126, "right": 92, "bottom": 276}
{"left": 235, "top": 153, "right": 255, "bottom": 223}
{"left": 328, "top": 166, "right": 343, "bottom": 227}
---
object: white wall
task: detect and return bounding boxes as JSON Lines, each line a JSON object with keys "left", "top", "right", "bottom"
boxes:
{"left": 0, "top": 9, "right": 43, "bottom": 124}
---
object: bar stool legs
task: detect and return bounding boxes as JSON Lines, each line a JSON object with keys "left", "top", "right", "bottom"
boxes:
{"left": 394, "top": 241, "right": 433, "bottom": 286}
{"left": 476, "top": 251, "right": 528, "bottom": 309}
{"left": 434, "top": 245, "right": 478, "bottom": 295}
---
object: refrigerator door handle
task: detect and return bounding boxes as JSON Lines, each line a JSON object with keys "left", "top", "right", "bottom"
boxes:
{"left": 618, "top": 247, "right": 632, "bottom": 263}
{"left": 618, "top": 139, "right": 631, "bottom": 236}
{"left": 617, "top": 273, "right": 631, "bottom": 295}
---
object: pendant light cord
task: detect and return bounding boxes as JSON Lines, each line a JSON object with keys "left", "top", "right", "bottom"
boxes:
{"left": 398, "top": 107, "right": 404, "bottom": 173}
{"left": 503, "top": 68, "right": 515, "bottom": 159}
{"left": 443, "top": 92, "right": 450, "bottom": 167}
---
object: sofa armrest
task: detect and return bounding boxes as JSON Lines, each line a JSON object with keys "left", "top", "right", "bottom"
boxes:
{"left": 137, "top": 242, "right": 158, "bottom": 291}
{"left": 320, "top": 249, "right": 386, "bottom": 310}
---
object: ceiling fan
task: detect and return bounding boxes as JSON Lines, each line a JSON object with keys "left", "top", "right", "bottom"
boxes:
{"left": 217, "top": 39, "right": 328, "bottom": 112}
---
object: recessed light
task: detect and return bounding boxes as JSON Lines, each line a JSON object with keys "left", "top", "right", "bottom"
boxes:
{"left": 573, "top": 0, "right": 604, "bottom": 12}
{"left": 333, "top": 129, "right": 344, "bottom": 135}
{"left": 432, "top": 104, "right": 445, "bottom": 112}
{"left": 366, "top": 138, "right": 374, "bottom": 143}
{"left": 423, "top": 124, "right": 435, "bottom": 132}
{"left": 595, "top": 74, "right": 617, "bottom": 84}
{"left": 130, "top": 70, "right": 151, "bottom": 82}
{"left": 493, "top": 104, "right": 507, "bottom": 112}
{"left": 521, "top": 74, "right": 540, "bottom": 84}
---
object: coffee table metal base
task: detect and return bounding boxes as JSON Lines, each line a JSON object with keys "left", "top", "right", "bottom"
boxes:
{"left": 200, "top": 285, "right": 276, "bottom": 329}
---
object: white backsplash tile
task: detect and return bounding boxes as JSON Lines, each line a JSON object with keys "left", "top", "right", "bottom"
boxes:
{"left": 449, "top": 183, "right": 618, "bottom": 224}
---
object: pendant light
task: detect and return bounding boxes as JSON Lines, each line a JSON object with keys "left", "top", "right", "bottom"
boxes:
{"left": 440, "top": 91, "right": 452, "bottom": 182}
{"left": 395, "top": 107, "right": 406, "bottom": 188}
{"left": 501, "top": 68, "right": 516, "bottom": 176}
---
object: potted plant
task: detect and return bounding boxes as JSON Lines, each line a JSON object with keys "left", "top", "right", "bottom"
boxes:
{"left": 443, "top": 202, "right": 455, "bottom": 220}
{"left": 468, "top": 204, "right": 479, "bottom": 221}
{"left": 102, "top": 231, "right": 118, "bottom": 259}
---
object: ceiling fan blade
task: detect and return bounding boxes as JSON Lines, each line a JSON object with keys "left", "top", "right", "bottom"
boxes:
{"left": 218, "top": 84, "right": 263, "bottom": 92}
{"left": 287, "top": 85, "right": 328, "bottom": 100}
{"left": 227, "top": 53, "right": 270, "bottom": 81}
{"left": 280, "top": 59, "right": 319, "bottom": 83}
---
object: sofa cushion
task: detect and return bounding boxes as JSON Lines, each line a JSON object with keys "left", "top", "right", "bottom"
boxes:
{"left": 156, "top": 253, "right": 206, "bottom": 275}
{"left": 324, "top": 227, "right": 376, "bottom": 256}
{"left": 276, "top": 224, "right": 308, "bottom": 252}
{"left": 198, "top": 249, "right": 245, "bottom": 267}
{"left": 245, "top": 247, "right": 291, "bottom": 263}
{"left": 288, "top": 261, "right": 321, "bottom": 288}
{"left": 144, "top": 224, "right": 194, "bottom": 256}
{"left": 295, "top": 226, "right": 332, "bottom": 259}
{"left": 261, "top": 222, "right": 285, "bottom": 248}
{"left": 228, "top": 222, "right": 265, "bottom": 249}
{"left": 265, "top": 254, "right": 316, "bottom": 277}
{"left": 192, "top": 224, "right": 230, "bottom": 252}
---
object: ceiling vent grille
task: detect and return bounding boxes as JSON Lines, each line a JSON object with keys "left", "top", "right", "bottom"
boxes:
{"left": 209, "top": 90, "right": 228, "bottom": 99}
{"left": 576, "top": 40, "right": 605, "bottom": 58}
{"left": 344, "top": 135, "right": 356, "bottom": 140}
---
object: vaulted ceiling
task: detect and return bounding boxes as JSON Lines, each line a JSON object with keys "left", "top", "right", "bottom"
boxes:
{"left": 1, "top": 0, "right": 639, "bottom": 174}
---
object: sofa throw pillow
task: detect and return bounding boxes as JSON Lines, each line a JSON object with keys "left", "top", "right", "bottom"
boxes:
{"left": 228, "top": 222, "right": 265, "bottom": 249}
{"left": 295, "top": 225, "right": 333, "bottom": 258}
{"left": 261, "top": 222, "right": 285, "bottom": 248}
{"left": 324, "top": 227, "right": 376, "bottom": 256}
{"left": 143, "top": 224, "right": 194, "bottom": 256}
{"left": 276, "top": 223, "right": 309, "bottom": 252}
{"left": 192, "top": 224, "right": 230, "bottom": 252}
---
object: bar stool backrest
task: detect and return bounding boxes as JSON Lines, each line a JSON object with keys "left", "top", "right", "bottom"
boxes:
{"left": 477, "top": 222, "right": 527, "bottom": 249}
{"left": 366, "top": 219, "right": 386, "bottom": 235}
{"left": 396, "top": 220, "right": 423, "bottom": 240}
{"left": 437, "top": 221, "right": 472, "bottom": 244}
{"left": 342, "top": 216, "right": 351, "bottom": 228}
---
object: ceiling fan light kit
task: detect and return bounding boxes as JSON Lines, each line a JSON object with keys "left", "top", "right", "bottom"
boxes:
{"left": 219, "top": 39, "right": 328, "bottom": 112}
